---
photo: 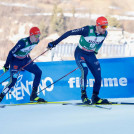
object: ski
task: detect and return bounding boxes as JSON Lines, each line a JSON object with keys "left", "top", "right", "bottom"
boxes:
{"left": 113, "top": 102, "right": 134, "bottom": 105}
{"left": 0, "top": 102, "right": 111, "bottom": 110}
{"left": 62, "top": 100, "right": 134, "bottom": 109}
{"left": 94, "top": 102, "right": 134, "bottom": 105}
{"left": 62, "top": 103, "right": 112, "bottom": 110}
{"left": 0, "top": 101, "right": 111, "bottom": 109}
{"left": 0, "top": 101, "right": 68, "bottom": 108}
{"left": 74, "top": 101, "right": 134, "bottom": 105}
{"left": 1, "top": 101, "right": 134, "bottom": 109}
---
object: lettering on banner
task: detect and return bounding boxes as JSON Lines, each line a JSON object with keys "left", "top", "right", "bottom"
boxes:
{"left": 68, "top": 77, "right": 128, "bottom": 88}
{"left": 2, "top": 75, "right": 54, "bottom": 101}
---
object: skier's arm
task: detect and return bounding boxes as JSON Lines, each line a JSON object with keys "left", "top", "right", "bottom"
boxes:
{"left": 4, "top": 40, "right": 25, "bottom": 67}
{"left": 94, "top": 42, "right": 103, "bottom": 55}
{"left": 48, "top": 26, "right": 89, "bottom": 48}
{"left": 95, "top": 31, "right": 108, "bottom": 54}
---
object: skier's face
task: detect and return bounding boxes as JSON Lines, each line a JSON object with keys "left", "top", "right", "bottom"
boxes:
{"left": 30, "top": 34, "right": 40, "bottom": 43}
{"left": 96, "top": 25, "right": 108, "bottom": 34}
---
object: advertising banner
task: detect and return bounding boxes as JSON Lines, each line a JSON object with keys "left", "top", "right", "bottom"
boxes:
{"left": 0, "top": 57, "right": 134, "bottom": 104}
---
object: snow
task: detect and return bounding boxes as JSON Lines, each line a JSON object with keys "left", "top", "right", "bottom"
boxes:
{"left": 9, "top": 23, "right": 34, "bottom": 43}
{"left": 0, "top": 60, "right": 4, "bottom": 69}
{"left": 1, "top": 1, "right": 134, "bottom": 21}
{"left": 0, "top": 98, "right": 134, "bottom": 134}
{"left": 23, "top": 12, "right": 134, "bottom": 20}
{"left": 125, "top": 11, "right": 134, "bottom": 16}
{"left": 0, "top": 2, "right": 36, "bottom": 8}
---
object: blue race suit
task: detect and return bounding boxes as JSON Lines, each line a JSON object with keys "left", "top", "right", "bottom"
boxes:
{"left": 3, "top": 37, "right": 42, "bottom": 94}
{"left": 49, "top": 25, "right": 107, "bottom": 95}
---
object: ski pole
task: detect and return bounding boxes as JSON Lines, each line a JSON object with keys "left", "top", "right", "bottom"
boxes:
{"left": 38, "top": 67, "right": 79, "bottom": 94}
{"left": 19, "top": 49, "right": 50, "bottom": 70}
{"left": 0, "top": 49, "right": 50, "bottom": 85}
{"left": 0, "top": 71, "right": 7, "bottom": 78}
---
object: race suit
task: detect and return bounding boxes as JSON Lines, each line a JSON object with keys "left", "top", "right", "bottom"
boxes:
{"left": 50, "top": 25, "right": 107, "bottom": 95}
{"left": 3, "top": 37, "right": 42, "bottom": 94}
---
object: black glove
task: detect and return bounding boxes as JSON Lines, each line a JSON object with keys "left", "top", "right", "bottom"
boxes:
{"left": 3, "top": 66, "right": 9, "bottom": 72}
{"left": 47, "top": 42, "right": 56, "bottom": 49}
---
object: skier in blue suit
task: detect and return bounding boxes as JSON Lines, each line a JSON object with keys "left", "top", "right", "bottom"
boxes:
{"left": 47, "top": 16, "right": 110, "bottom": 104}
{"left": 0, "top": 27, "right": 46, "bottom": 103}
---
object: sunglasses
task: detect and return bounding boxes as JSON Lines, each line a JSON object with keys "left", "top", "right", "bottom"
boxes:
{"left": 34, "top": 34, "right": 40, "bottom": 38}
{"left": 100, "top": 25, "right": 108, "bottom": 29}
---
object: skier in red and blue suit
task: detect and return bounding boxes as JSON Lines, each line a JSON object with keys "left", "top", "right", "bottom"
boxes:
{"left": 48, "top": 16, "right": 110, "bottom": 104}
{"left": 0, "top": 27, "right": 46, "bottom": 103}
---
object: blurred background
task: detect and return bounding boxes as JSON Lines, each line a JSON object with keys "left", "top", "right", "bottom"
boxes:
{"left": 0, "top": 0, "right": 134, "bottom": 68}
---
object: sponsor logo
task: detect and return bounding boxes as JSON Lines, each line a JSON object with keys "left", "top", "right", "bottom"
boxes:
{"left": 1, "top": 74, "right": 128, "bottom": 101}
{"left": 68, "top": 77, "right": 127, "bottom": 88}
{"left": 72, "top": 28, "right": 84, "bottom": 33}
{"left": 13, "top": 65, "right": 18, "bottom": 70}
{"left": 90, "top": 29, "right": 93, "bottom": 33}
{"left": 21, "top": 45, "right": 36, "bottom": 52}
{"left": 80, "top": 57, "right": 85, "bottom": 61}
{"left": 12, "top": 45, "right": 21, "bottom": 54}
{"left": 2, "top": 75, "right": 54, "bottom": 101}
{"left": 84, "top": 36, "right": 104, "bottom": 44}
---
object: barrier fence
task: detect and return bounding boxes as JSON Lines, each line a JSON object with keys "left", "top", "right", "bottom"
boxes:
{"left": 50, "top": 43, "right": 134, "bottom": 60}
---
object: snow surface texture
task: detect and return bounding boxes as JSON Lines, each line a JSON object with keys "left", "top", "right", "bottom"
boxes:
{"left": 0, "top": 98, "right": 134, "bottom": 134}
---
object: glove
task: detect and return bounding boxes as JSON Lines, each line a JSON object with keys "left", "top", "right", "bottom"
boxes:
{"left": 47, "top": 42, "right": 56, "bottom": 49}
{"left": 3, "top": 66, "right": 9, "bottom": 72}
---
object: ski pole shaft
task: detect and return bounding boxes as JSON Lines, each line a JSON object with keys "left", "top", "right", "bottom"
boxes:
{"left": 38, "top": 67, "right": 79, "bottom": 94}
{"left": 20, "top": 49, "right": 49, "bottom": 70}
{"left": 0, "top": 49, "right": 50, "bottom": 84}
{"left": 0, "top": 71, "right": 7, "bottom": 78}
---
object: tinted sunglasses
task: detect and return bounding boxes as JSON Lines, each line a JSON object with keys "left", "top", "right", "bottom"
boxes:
{"left": 34, "top": 34, "right": 40, "bottom": 38}
{"left": 100, "top": 25, "right": 108, "bottom": 29}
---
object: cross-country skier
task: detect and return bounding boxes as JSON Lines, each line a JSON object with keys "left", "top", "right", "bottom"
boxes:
{"left": 0, "top": 27, "right": 46, "bottom": 103}
{"left": 47, "top": 16, "right": 110, "bottom": 104}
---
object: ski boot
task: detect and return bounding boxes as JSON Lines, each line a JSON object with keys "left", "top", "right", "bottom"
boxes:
{"left": 91, "top": 94, "right": 110, "bottom": 104}
{"left": 81, "top": 90, "right": 91, "bottom": 104}
{"left": 30, "top": 87, "right": 46, "bottom": 102}
{"left": 0, "top": 93, "right": 5, "bottom": 102}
